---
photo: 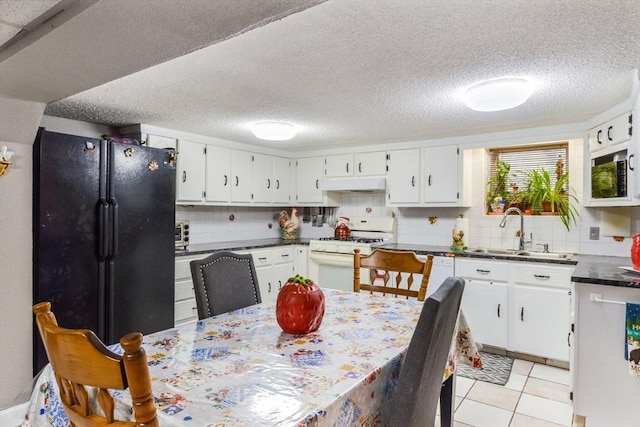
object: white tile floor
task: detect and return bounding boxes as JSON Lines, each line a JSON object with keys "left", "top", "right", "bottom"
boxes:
{"left": 437, "top": 358, "right": 574, "bottom": 427}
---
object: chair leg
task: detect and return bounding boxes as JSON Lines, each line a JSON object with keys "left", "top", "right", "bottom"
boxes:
{"left": 439, "top": 374, "right": 454, "bottom": 427}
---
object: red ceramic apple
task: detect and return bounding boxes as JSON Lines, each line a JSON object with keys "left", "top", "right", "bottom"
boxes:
{"left": 276, "top": 274, "right": 325, "bottom": 334}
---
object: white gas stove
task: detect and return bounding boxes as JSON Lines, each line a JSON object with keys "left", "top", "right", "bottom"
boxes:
{"left": 308, "top": 216, "right": 395, "bottom": 290}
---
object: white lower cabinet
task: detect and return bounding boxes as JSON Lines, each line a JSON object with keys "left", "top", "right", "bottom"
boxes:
{"left": 174, "top": 255, "right": 200, "bottom": 325}
{"left": 461, "top": 279, "right": 508, "bottom": 348}
{"left": 512, "top": 285, "right": 570, "bottom": 361}
{"left": 456, "top": 257, "right": 573, "bottom": 361}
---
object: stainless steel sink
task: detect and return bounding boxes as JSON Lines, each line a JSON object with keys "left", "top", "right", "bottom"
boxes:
{"left": 464, "top": 248, "right": 574, "bottom": 260}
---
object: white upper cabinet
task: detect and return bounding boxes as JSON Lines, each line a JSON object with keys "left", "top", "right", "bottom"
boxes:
{"left": 295, "top": 157, "right": 324, "bottom": 204}
{"left": 325, "top": 152, "right": 387, "bottom": 177}
{"left": 387, "top": 149, "right": 421, "bottom": 204}
{"left": 146, "top": 134, "right": 177, "bottom": 149}
{"left": 354, "top": 152, "right": 387, "bottom": 176}
{"left": 588, "top": 112, "right": 633, "bottom": 152}
{"left": 272, "top": 156, "right": 291, "bottom": 204}
{"left": 176, "top": 139, "right": 206, "bottom": 203}
{"left": 205, "top": 145, "right": 231, "bottom": 203}
{"left": 231, "top": 150, "right": 253, "bottom": 203}
{"left": 423, "top": 145, "right": 460, "bottom": 203}
{"left": 325, "top": 154, "right": 353, "bottom": 177}
{"left": 252, "top": 153, "right": 273, "bottom": 203}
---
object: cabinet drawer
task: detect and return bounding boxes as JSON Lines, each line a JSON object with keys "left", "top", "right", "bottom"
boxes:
{"left": 175, "top": 259, "right": 193, "bottom": 281}
{"left": 456, "top": 259, "right": 508, "bottom": 281}
{"left": 175, "top": 279, "right": 195, "bottom": 301}
{"left": 251, "top": 249, "right": 273, "bottom": 267}
{"left": 513, "top": 263, "right": 572, "bottom": 288}
{"left": 175, "top": 298, "right": 198, "bottom": 323}
{"left": 273, "top": 247, "right": 295, "bottom": 264}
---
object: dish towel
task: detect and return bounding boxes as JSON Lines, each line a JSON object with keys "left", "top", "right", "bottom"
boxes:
{"left": 626, "top": 303, "right": 640, "bottom": 378}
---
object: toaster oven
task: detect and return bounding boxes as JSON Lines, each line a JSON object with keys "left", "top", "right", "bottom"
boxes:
{"left": 175, "top": 221, "right": 189, "bottom": 249}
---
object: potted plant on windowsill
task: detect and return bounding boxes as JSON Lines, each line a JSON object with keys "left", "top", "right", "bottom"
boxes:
{"left": 527, "top": 168, "right": 579, "bottom": 231}
{"left": 486, "top": 160, "right": 511, "bottom": 214}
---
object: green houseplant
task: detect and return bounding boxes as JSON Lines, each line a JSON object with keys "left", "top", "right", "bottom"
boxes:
{"left": 526, "top": 168, "right": 579, "bottom": 230}
{"left": 486, "top": 159, "right": 511, "bottom": 213}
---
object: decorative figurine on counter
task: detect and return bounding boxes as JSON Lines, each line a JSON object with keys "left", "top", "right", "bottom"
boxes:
{"left": 278, "top": 207, "right": 300, "bottom": 240}
{"left": 450, "top": 229, "right": 466, "bottom": 251}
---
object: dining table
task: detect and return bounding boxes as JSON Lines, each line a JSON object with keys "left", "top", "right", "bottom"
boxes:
{"left": 24, "top": 288, "right": 482, "bottom": 427}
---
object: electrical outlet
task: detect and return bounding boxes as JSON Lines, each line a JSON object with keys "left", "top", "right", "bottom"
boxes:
{"left": 589, "top": 227, "right": 599, "bottom": 240}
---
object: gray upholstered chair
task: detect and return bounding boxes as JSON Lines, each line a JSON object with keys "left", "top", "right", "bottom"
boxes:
{"left": 380, "top": 276, "right": 465, "bottom": 427}
{"left": 190, "top": 251, "right": 262, "bottom": 319}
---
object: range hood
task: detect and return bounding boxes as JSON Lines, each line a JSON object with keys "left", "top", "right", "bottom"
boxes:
{"left": 319, "top": 177, "right": 386, "bottom": 192}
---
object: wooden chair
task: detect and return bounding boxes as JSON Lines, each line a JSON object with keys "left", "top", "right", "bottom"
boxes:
{"left": 32, "top": 302, "right": 158, "bottom": 427}
{"left": 190, "top": 251, "right": 262, "bottom": 319}
{"left": 354, "top": 248, "right": 434, "bottom": 301}
{"left": 380, "top": 276, "right": 465, "bottom": 427}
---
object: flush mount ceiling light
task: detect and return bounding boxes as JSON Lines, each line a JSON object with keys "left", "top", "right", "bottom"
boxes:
{"left": 464, "top": 78, "right": 534, "bottom": 112}
{"left": 251, "top": 121, "right": 298, "bottom": 141}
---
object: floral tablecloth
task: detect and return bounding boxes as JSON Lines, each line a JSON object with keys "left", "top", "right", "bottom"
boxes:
{"left": 25, "top": 289, "right": 481, "bottom": 426}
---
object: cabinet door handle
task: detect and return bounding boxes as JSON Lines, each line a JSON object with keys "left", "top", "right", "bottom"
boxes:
{"left": 476, "top": 269, "right": 491, "bottom": 274}
{"left": 497, "top": 303, "right": 501, "bottom": 318}
{"left": 567, "top": 332, "right": 571, "bottom": 347}
{"left": 534, "top": 274, "right": 550, "bottom": 280}
{"left": 411, "top": 176, "right": 415, "bottom": 187}
{"left": 520, "top": 307, "right": 524, "bottom": 321}
{"left": 236, "top": 176, "right": 239, "bottom": 187}
{"left": 278, "top": 280, "right": 283, "bottom": 290}
{"left": 629, "top": 154, "right": 635, "bottom": 171}
{"left": 276, "top": 179, "right": 280, "bottom": 189}
{"left": 182, "top": 171, "right": 187, "bottom": 183}
{"left": 267, "top": 178, "right": 271, "bottom": 189}
{"left": 607, "top": 125, "right": 613, "bottom": 141}
{"left": 346, "top": 163, "right": 349, "bottom": 173}
{"left": 597, "top": 129, "right": 602, "bottom": 144}
{"left": 224, "top": 174, "right": 228, "bottom": 186}
{"left": 358, "top": 162, "right": 362, "bottom": 173}
{"left": 428, "top": 174, "right": 432, "bottom": 186}
{"left": 268, "top": 283, "right": 271, "bottom": 292}
{"left": 315, "top": 179, "right": 319, "bottom": 189}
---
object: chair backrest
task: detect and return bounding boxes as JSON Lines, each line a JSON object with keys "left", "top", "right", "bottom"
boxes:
{"left": 354, "top": 248, "right": 434, "bottom": 301}
{"left": 32, "top": 302, "right": 158, "bottom": 427}
{"left": 190, "top": 251, "right": 262, "bottom": 319}
{"left": 381, "top": 276, "right": 465, "bottom": 427}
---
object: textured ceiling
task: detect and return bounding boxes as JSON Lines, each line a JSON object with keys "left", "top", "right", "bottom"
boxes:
{"left": 2, "top": 0, "right": 640, "bottom": 151}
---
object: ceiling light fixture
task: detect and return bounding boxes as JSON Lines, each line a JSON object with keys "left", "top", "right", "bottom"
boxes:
{"left": 464, "top": 78, "right": 534, "bottom": 112}
{"left": 251, "top": 121, "right": 298, "bottom": 141}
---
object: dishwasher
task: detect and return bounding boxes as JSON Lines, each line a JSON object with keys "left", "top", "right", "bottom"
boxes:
{"left": 418, "top": 255, "right": 455, "bottom": 298}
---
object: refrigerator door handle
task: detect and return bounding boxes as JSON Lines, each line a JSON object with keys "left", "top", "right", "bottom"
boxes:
{"left": 110, "top": 199, "right": 119, "bottom": 256}
{"left": 98, "top": 200, "right": 110, "bottom": 258}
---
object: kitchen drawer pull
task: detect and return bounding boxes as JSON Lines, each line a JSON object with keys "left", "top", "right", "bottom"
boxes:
{"left": 497, "top": 303, "right": 501, "bottom": 318}
{"left": 520, "top": 307, "right": 524, "bottom": 321}
{"left": 281, "top": 254, "right": 289, "bottom": 259}
{"left": 258, "top": 257, "right": 267, "bottom": 261}
{"left": 476, "top": 269, "right": 491, "bottom": 274}
{"left": 534, "top": 274, "right": 550, "bottom": 280}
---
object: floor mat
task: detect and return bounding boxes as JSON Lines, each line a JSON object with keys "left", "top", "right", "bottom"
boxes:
{"left": 457, "top": 351, "right": 514, "bottom": 385}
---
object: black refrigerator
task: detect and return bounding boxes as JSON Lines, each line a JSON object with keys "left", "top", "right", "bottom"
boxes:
{"left": 33, "top": 128, "right": 176, "bottom": 375}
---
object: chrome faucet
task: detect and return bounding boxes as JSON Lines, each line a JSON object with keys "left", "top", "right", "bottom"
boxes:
{"left": 499, "top": 207, "right": 529, "bottom": 251}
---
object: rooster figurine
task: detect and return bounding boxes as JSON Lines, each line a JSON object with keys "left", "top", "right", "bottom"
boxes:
{"left": 278, "top": 207, "right": 300, "bottom": 240}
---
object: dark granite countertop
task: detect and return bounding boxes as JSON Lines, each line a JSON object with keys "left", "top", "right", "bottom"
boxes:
{"left": 175, "top": 238, "right": 311, "bottom": 257}
{"left": 570, "top": 254, "right": 640, "bottom": 289}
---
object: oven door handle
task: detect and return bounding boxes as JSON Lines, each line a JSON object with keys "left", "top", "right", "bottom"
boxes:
{"left": 309, "top": 253, "right": 355, "bottom": 267}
